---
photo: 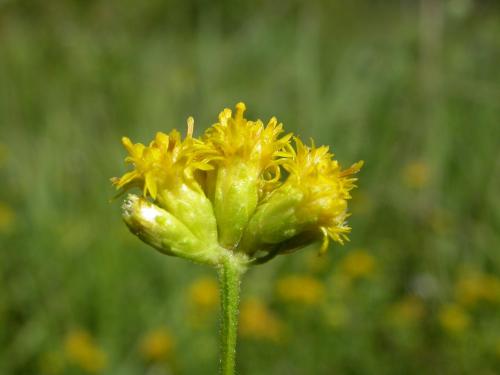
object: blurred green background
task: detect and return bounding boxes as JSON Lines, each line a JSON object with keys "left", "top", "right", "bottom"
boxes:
{"left": 1, "top": 0, "right": 500, "bottom": 374}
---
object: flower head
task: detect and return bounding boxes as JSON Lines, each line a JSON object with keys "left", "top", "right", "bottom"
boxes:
{"left": 201, "top": 103, "right": 293, "bottom": 248}
{"left": 240, "top": 137, "right": 362, "bottom": 258}
{"left": 113, "top": 118, "right": 213, "bottom": 200}
{"left": 113, "top": 119, "right": 222, "bottom": 262}
{"left": 203, "top": 102, "right": 292, "bottom": 179}
{"left": 282, "top": 137, "right": 363, "bottom": 246}
{"left": 112, "top": 103, "right": 362, "bottom": 266}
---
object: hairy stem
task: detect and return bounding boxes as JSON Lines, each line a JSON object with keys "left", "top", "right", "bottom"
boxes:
{"left": 218, "top": 254, "right": 245, "bottom": 375}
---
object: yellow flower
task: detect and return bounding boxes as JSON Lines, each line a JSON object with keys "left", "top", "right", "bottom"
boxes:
{"left": 240, "top": 137, "right": 362, "bottom": 257}
{"left": 388, "top": 296, "right": 425, "bottom": 325}
{"left": 113, "top": 119, "right": 214, "bottom": 199}
{"left": 202, "top": 103, "right": 292, "bottom": 248}
{"left": 187, "top": 276, "right": 220, "bottom": 327}
{"left": 113, "top": 119, "right": 222, "bottom": 265}
{"left": 340, "top": 249, "right": 376, "bottom": 280}
{"left": 188, "top": 276, "right": 220, "bottom": 311}
{"left": 0, "top": 201, "right": 15, "bottom": 233}
{"left": 275, "top": 275, "right": 326, "bottom": 305}
{"left": 402, "top": 161, "right": 429, "bottom": 189}
{"left": 203, "top": 103, "right": 291, "bottom": 178}
{"left": 438, "top": 304, "right": 470, "bottom": 334}
{"left": 139, "top": 328, "right": 175, "bottom": 362}
{"left": 455, "top": 272, "right": 500, "bottom": 307}
{"left": 239, "top": 298, "right": 283, "bottom": 341}
{"left": 113, "top": 102, "right": 362, "bottom": 265}
{"left": 64, "top": 330, "right": 107, "bottom": 373}
{"left": 283, "top": 138, "right": 363, "bottom": 247}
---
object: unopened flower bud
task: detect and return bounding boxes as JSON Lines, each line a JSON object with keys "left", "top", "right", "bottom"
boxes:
{"left": 122, "top": 194, "right": 222, "bottom": 265}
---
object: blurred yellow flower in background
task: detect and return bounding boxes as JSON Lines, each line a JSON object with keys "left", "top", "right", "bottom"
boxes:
{"left": 455, "top": 272, "right": 500, "bottom": 307}
{"left": 438, "top": 304, "right": 470, "bottom": 334}
{"left": 340, "top": 249, "right": 376, "bottom": 281}
{"left": 139, "top": 328, "right": 175, "bottom": 362}
{"left": 239, "top": 298, "right": 283, "bottom": 342}
{"left": 188, "top": 276, "right": 220, "bottom": 311}
{"left": 0, "top": 202, "right": 15, "bottom": 234}
{"left": 187, "top": 276, "right": 220, "bottom": 327}
{"left": 402, "top": 161, "right": 429, "bottom": 189}
{"left": 276, "top": 275, "right": 325, "bottom": 305}
{"left": 64, "top": 330, "right": 107, "bottom": 373}
{"left": 388, "top": 296, "right": 425, "bottom": 325}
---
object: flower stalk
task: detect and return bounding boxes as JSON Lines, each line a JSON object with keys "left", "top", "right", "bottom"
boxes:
{"left": 218, "top": 253, "right": 246, "bottom": 375}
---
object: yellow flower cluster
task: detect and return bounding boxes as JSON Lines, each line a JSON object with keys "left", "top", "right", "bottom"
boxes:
{"left": 438, "top": 303, "right": 470, "bottom": 334}
{"left": 437, "top": 271, "right": 500, "bottom": 335}
{"left": 239, "top": 298, "right": 284, "bottom": 341}
{"left": 455, "top": 272, "right": 500, "bottom": 307}
{"left": 113, "top": 119, "right": 214, "bottom": 201}
{"left": 203, "top": 103, "right": 291, "bottom": 180}
{"left": 188, "top": 276, "right": 220, "bottom": 311}
{"left": 64, "top": 330, "right": 107, "bottom": 374}
{"left": 187, "top": 276, "right": 220, "bottom": 327}
{"left": 275, "top": 275, "right": 325, "bottom": 306}
{"left": 339, "top": 249, "right": 376, "bottom": 280}
{"left": 113, "top": 103, "right": 362, "bottom": 265}
{"left": 139, "top": 328, "right": 175, "bottom": 362}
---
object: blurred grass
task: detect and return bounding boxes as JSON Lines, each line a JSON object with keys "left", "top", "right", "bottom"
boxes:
{"left": 1, "top": 0, "right": 500, "bottom": 374}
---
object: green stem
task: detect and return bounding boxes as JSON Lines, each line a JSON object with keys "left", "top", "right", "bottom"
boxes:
{"left": 218, "top": 254, "right": 245, "bottom": 375}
